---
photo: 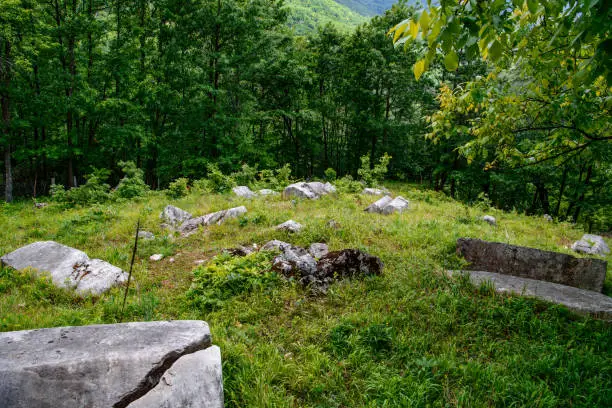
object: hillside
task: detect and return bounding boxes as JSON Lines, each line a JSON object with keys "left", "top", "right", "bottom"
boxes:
{"left": 1, "top": 182, "right": 610, "bottom": 406}
{"left": 334, "top": 0, "right": 400, "bottom": 16}
{"left": 285, "top": 0, "right": 368, "bottom": 34}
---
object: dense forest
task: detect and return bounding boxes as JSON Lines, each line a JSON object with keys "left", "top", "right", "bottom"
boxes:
{"left": 1, "top": 0, "right": 610, "bottom": 230}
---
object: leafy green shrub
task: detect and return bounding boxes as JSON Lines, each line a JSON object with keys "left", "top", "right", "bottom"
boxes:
{"left": 59, "top": 168, "right": 111, "bottom": 206}
{"left": 166, "top": 177, "right": 190, "bottom": 199}
{"left": 206, "top": 163, "right": 235, "bottom": 193}
{"left": 324, "top": 167, "right": 337, "bottom": 181}
{"left": 114, "top": 161, "right": 149, "bottom": 199}
{"left": 50, "top": 184, "right": 67, "bottom": 202}
{"left": 186, "top": 251, "right": 280, "bottom": 310}
{"left": 231, "top": 164, "right": 258, "bottom": 187}
{"left": 275, "top": 164, "right": 292, "bottom": 187}
{"left": 335, "top": 175, "right": 363, "bottom": 193}
{"left": 357, "top": 153, "right": 391, "bottom": 187}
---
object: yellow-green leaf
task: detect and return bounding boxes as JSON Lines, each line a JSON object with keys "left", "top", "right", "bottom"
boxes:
{"left": 419, "top": 10, "right": 430, "bottom": 34}
{"left": 393, "top": 22, "right": 408, "bottom": 42}
{"left": 414, "top": 59, "right": 426, "bottom": 80}
{"left": 444, "top": 50, "right": 459, "bottom": 71}
{"left": 409, "top": 20, "right": 419, "bottom": 39}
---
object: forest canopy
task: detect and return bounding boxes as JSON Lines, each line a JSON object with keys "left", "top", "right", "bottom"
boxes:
{"left": 1, "top": 0, "right": 610, "bottom": 230}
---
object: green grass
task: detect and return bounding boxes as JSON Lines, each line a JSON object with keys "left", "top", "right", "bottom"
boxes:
{"left": 1, "top": 184, "right": 611, "bottom": 407}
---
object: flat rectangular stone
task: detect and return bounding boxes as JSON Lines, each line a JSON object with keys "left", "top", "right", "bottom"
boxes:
{"left": 448, "top": 270, "right": 612, "bottom": 319}
{"left": 456, "top": 238, "right": 607, "bottom": 292}
{"left": 0, "top": 321, "right": 213, "bottom": 408}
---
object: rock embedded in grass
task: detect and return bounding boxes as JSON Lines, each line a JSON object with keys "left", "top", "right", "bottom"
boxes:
{"left": 362, "top": 188, "right": 386, "bottom": 195}
{"left": 0, "top": 241, "right": 127, "bottom": 296}
{"left": 482, "top": 215, "right": 496, "bottom": 226}
{"left": 571, "top": 234, "right": 610, "bottom": 256}
{"left": 365, "top": 195, "right": 409, "bottom": 214}
{"left": 160, "top": 205, "right": 193, "bottom": 229}
{"left": 178, "top": 206, "right": 247, "bottom": 236}
{"left": 233, "top": 185, "right": 256, "bottom": 199}
{"left": 282, "top": 182, "right": 336, "bottom": 200}
{"left": 138, "top": 231, "right": 155, "bottom": 240}
{"left": 258, "top": 189, "right": 279, "bottom": 196}
{"left": 276, "top": 220, "right": 303, "bottom": 233}
{"left": 150, "top": 254, "right": 163, "bottom": 261}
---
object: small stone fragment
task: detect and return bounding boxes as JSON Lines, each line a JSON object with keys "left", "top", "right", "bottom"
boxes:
{"left": 276, "top": 220, "right": 303, "bottom": 233}
{"left": 150, "top": 254, "right": 163, "bottom": 261}
{"left": 309, "top": 243, "right": 329, "bottom": 259}
{"left": 233, "top": 186, "right": 256, "bottom": 199}
{"left": 138, "top": 231, "right": 155, "bottom": 240}
{"left": 482, "top": 215, "right": 496, "bottom": 226}
{"left": 571, "top": 234, "right": 610, "bottom": 256}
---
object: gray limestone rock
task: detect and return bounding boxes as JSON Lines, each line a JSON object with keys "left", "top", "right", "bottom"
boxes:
{"left": 276, "top": 220, "right": 303, "bottom": 233}
{"left": 127, "top": 346, "right": 224, "bottom": 408}
{"left": 160, "top": 205, "right": 193, "bottom": 229}
{"left": 456, "top": 238, "right": 607, "bottom": 292}
{"left": 138, "top": 231, "right": 155, "bottom": 240}
{"left": 0, "top": 241, "right": 127, "bottom": 296}
{"left": 232, "top": 186, "right": 256, "bottom": 199}
{"left": 482, "top": 215, "right": 497, "bottom": 226}
{"left": 261, "top": 240, "right": 292, "bottom": 252}
{"left": 282, "top": 182, "right": 336, "bottom": 200}
{"left": 362, "top": 188, "right": 385, "bottom": 195}
{"left": 365, "top": 195, "right": 409, "bottom": 214}
{"left": 365, "top": 195, "right": 393, "bottom": 213}
{"left": 179, "top": 206, "right": 247, "bottom": 236}
{"left": 571, "top": 234, "right": 610, "bottom": 256}
{"left": 543, "top": 214, "right": 553, "bottom": 222}
{"left": 150, "top": 254, "right": 164, "bottom": 261}
{"left": 317, "top": 249, "right": 384, "bottom": 280}
{"left": 258, "top": 189, "right": 279, "bottom": 196}
{"left": 447, "top": 270, "right": 612, "bottom": 319}
{"left": 0, "top": 320, "right": 222, "bottom": 408}
{"left": 381, "top": 196, "right": 409, "bottom": 215}
{"left": 308, "top": 243, "right": 329, "bottom": 259}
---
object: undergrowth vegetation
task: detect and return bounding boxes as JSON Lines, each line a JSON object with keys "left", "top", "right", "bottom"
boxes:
{"left": 1, "top": 183, "right": 610, "bottom": 407}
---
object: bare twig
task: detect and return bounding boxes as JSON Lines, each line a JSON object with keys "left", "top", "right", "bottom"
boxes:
{"left": 120, "top": 219, "right": 140, "bottom": 321}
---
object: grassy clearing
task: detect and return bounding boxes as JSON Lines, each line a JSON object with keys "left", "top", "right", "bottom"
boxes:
{"left": 1, "top": 184, "right": 611, "bottom": 407}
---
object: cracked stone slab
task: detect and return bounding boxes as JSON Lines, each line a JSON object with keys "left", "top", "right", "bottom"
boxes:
{"left": 160, "top": 205, "right": 193, "bottom": 229}
{"left": 456, "top": 238, "right": 607, "bottom": 292}
{"left": 0, "top": 321, "right": 214, "bottom": 408}
{"left": 1, "top": 241, "right": 127, "bottom": 296}
{"left": 128, "top": 346, "right": 223, "bottom": 408}
{"left": 282, "top": 182, "right": 336, "bottom": 200}
{"left": 232, "top": 186, "right": 256, "bottom": 199}
{"left": 571, "top": 234, "right": 610, "bottom": 256}
{"left": 447, "top": 270, "right": 612, "bottom": 319}
{"left": 179, "top": 206, "right": 247, "bottom": 236}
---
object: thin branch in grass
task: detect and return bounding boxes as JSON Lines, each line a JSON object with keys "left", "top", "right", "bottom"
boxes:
{"left": 120, "top": 219, "right": 140, "bottom": 321}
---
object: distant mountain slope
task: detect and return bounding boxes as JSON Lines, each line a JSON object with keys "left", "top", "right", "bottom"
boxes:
{"left": 332, "top": 0, "right": 400, "bottom": 16}
{"left": 286, "top": 0, "right": 368, "bottom": 34}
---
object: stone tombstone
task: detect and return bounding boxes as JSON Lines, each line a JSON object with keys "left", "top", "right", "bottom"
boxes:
{"left": 456, "top": 238, "right": 607, "bottom": 292}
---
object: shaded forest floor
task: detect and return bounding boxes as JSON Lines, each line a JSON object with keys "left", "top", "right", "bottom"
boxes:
{"left": 1, "top": 183, "right": 611, "bottom": 407}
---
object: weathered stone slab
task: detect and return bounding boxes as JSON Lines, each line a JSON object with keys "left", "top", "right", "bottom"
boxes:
{"left": 571, "top": 234, "right": 610, "bottom": 256}
{"left": 232, "top": 186, "right": 256, "bottom": 199}
{"left": 282, "top": 182, "right": 336, "bottom": 200}
{"left": 447, "top": 270, "right": 612, "bottom": 319}
{"left": 0, "top": 321, "right": 219, "bottom": 408}
{"left": 1, "top": 241, "right": 127, "bottom": 296}
{"left": 179, "top": 206, "right": 247, "bottom": 236}
{"left": 160, "top": 205, "right": 192, "bottom": 229}
{"left": 128, "top": 346, "right": 224, "bottom": 408}
{"left": 456, "top": 238, "right": 607, "bottom": 292}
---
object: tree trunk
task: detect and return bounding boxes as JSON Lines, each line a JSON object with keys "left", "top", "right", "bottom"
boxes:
{"left": 1, "top": 39, "right": 13, "bottom": 202}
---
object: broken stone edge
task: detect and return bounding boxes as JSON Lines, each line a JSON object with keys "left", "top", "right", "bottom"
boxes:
{"left": 447, "top": 270, "right": 612, "bottom": 320}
